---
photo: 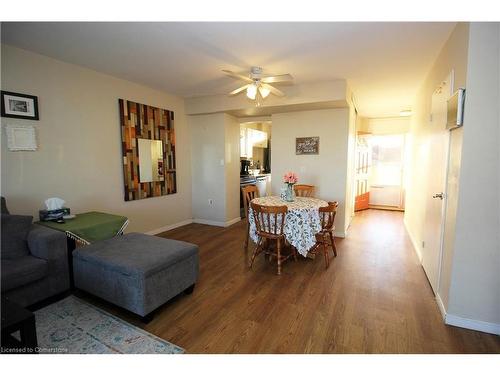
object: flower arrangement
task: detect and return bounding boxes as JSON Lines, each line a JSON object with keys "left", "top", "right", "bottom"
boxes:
{"left": 283, "top": 171, "right": 298, "bottom": 185}
{"left": 282, "top": 172, "right": 298, "bottom": 202}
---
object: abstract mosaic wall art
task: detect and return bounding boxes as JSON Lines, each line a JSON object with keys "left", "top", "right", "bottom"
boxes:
{"left": 119, "top": 99, "right": 177, "bottom": 201}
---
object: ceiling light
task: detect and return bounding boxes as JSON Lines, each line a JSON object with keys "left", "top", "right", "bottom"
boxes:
{"left": 259, "top": 86, "right": 271, "bottom": 99}
{"left": 246, "top": 84, "right": 257, "bottom": 100}
{"left": 400, "top": 110, "right": 412, "bottom": 117}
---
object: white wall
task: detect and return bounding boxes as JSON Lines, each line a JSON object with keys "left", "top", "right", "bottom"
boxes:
{"left": 361, "top": 117, "right": 411, "bottom": 134}
{"left": 0, "top": 44, "right": 192, "bottom": 233}
{"left": 270, "top": 108, "right": 350, "bottom": 236}
{"left": 344, "top": 102, "right": 357, "bottom": 229}
{"left": 190, "top": 113, "right": 227, "bottom": 223}
{"left": 224, "top": 114, "right": 241, "bottom": 222}
{"left": 447, "top": 23, "right": 500, "bottom": 326}
{"left": 404, "top": 23, "right": 469, "bottom": 264}
{"left": 189, "top": 113, "right": 240, "bottom": 225}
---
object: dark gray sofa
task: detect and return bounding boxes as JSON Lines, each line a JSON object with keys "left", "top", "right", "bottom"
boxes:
{"left": 1, "top": 197, "right": 70, "bottom": 307}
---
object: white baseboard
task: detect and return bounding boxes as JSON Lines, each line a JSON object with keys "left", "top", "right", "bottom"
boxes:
{"left": 445, "top": 314, "right": 500, "bottom": 335}
{"left": 225, "top": 217, "right": 242, "bottom": 227}
{"left": 334, "top": 231, "right": 346, "bottom": 238}
{"left": 435, "top": 293, "right": 500, "bottom": 335}
{"left": 404, "top": 218, "right": 423, "bottom": 262}
{"left": 436, "top": 294, "right": 447, "bottom": 320}
{"left": 193, "top": 217, "right": 241, "bottom": 227}
{"left": 145, "top": 219, "right": 193, "bottom": 235}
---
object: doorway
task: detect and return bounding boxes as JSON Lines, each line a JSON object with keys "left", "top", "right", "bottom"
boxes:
{"left": 368, "top": 134, "right": 407, "bottom": 210}
{"left": 354, "top": 131, "right": 409, "bottom": 212}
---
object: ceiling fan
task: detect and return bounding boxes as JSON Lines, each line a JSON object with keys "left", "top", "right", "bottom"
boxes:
{"left": 223, "top": 66, "right": 293, "bottom": 101}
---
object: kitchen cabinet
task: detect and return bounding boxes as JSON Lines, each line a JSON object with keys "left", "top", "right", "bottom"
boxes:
{"left": 240, "top": 128, "right": 268, "bottom": 158}
{"left": 240, "top": 128, "right": 252, "bottom": 158}
{"left": 250, "top": 129, "right": 268, "bottom": 148}
{"left": 255, "top": 174, "right": 272, "bottom": 197}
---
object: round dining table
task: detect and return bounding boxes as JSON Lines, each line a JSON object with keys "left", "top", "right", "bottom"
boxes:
{"left": 248, "top": 196, "right": 329, "bottom": 257}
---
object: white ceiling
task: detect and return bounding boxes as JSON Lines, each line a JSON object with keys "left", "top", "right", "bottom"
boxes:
{"left": 1, "top": 22, "right": 455, "bottom": 118}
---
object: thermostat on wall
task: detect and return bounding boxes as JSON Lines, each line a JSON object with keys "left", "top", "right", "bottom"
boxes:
{"left": 447, "top": 88, "right": 465, "bottom": 130}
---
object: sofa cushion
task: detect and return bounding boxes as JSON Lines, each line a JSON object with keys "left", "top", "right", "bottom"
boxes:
{"left": 1, "top": 256, "right": 48, "bottom": 291}
{"left": 73, "top": 233, "right": 199, "bottom": 277}
{"left": 1, "top": 214, "right": 33, "bottom": 260}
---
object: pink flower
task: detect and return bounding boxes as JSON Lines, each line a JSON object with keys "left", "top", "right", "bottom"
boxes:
{"left": 283, "top": 171, "right": 298, "bottom": 184}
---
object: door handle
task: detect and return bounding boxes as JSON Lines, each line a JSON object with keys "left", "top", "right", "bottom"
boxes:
{"left": 432, "top": 192, "right": 445, "bottom": 200}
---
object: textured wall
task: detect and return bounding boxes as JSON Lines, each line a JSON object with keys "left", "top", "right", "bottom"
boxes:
{"left": 1, "top": 45, "right": 192, "bottom": 233}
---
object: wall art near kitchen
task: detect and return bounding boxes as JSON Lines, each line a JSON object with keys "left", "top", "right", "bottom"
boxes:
{"left": 296, "top": 136, "right": 319, "bottom": 155}
{"left": 1, "top": 91, "right": 39, "bottom": 120}
{"left": 119, "top": 99, "right": 176, "bottom": 201}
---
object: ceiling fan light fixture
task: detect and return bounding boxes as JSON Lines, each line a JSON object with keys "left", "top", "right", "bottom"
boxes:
{"left": 259, "top": 86, "right": 271, "bottom": 99}
{"left": 246, "top": 84, "right": 257, "bottom": 100}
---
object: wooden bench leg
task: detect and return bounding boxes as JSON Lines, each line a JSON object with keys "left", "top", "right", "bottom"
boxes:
{"left": 141, "top": 311, "right": 155, "bottom": 324}
{"left": 184, "top": 284, "right": 195, "bottom": 295}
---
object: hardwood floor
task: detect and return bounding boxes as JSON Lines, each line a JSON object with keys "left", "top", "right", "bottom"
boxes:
{"left": 89, "top": 209, "right": 500, "bottom": 353}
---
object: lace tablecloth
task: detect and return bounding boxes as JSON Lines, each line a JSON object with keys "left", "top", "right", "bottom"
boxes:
{"left": 248, "top": 196, "right": 328, "bottom": 257}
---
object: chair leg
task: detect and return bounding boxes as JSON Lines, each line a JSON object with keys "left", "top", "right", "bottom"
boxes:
{"left": 323, "top": 242, "right": 330, "bottom": 269}
{"left": 244, "top": 221, "right": 250, "bottom": 251}
{"left": 249, "top": 237, "right": 262, "bottom": 268}
{"left": 329, "top": 232, "right": 337, "bottom": 257}
{"left": 277, "top": 238, "right": 282, "bottom": 275}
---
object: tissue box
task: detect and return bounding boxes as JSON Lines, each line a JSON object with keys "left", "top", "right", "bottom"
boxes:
{"left": 39, "top": 208, "right": 71, "bottom": 221}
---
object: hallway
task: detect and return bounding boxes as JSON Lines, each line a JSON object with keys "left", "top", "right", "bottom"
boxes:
{"left": 101, "top": 209, "right": 499, "bottom": 353}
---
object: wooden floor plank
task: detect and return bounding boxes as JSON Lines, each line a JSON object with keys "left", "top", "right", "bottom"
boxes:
{"left": 81, "top": 209, "right": 500, "bottom": 353}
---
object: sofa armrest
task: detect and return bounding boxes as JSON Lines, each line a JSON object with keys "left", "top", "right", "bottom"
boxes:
{"left": 28, "top": 224, "right": 67, "bottom": 260}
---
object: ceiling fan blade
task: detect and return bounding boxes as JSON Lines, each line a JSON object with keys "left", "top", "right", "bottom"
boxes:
{"left": 261, "top": 74, "right": 294, "bottom": 84}
{"left": 228, "top": 84, "right": 250, "bottom": 96}
{"left": 222, "top": 69, "right": 253, "bottom": 83}
{"left": 261, "top": 83, "right": 285, "bottom": 97}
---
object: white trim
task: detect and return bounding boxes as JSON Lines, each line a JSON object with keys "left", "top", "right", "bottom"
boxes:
{"left": 404, "top": 218, "right": 423, "bottom": 262}
{"left": 193, "top": 217, "right": 241, "bottom": 228}
{"left": 436, "top": 294, "right": 447, "bottom": 320}
{"left": 444, "top": 314, "right": 500, "bottom": 335}
{"left": 225, "top": 217, "right": 241, "bottom": 227}
{"left": 145, "top": 219, "right": 193, "bottom": 235}
{"left": 334, "top": 231, "right": 346, "bottom": 238}
{"left": 436, "top": 287, "right": 500, "bottom": 335}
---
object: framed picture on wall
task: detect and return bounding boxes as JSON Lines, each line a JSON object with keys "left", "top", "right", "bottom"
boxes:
{"left": 1, "top": 91, "right": 39, "bottom": 120}
{"left": 296, "top": 136, "right": 319, "bottom": 155}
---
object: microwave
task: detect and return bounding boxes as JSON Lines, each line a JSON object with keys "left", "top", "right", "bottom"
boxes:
{"left": 447, "top": 88, "right": 466, "bottom": 130}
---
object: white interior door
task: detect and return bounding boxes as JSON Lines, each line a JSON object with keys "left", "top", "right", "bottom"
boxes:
{"left": 422, "top": 72, "right": 453, "bottom": 294}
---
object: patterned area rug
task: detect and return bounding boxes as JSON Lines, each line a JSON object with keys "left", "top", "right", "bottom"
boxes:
{"left": 33, "top": 296, "right": 184, "bottom": 354}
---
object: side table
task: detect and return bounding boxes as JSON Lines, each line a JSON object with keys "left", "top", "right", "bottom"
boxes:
{"left": 36, "top": 211, "right": 129, "bottom": 289}
{"left": 1, "top": 297, "right": 38, "bottom": 354}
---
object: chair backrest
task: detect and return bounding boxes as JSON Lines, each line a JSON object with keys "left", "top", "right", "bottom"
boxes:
{"left": 241, "top": 185, "right": 259, "bottom": 218}
{"left": 294, "top": 184, "right": 315, "bottom": 197}
{"left": 251, "top": 202, "right": 287, "bottom": 238}
{"left": 318, "top": 201, "right": 339, "bottom": 231}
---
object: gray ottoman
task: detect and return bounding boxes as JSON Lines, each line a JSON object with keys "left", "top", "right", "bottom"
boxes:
{"left": 72, "top": 233, "right": 199, "bottom": 319}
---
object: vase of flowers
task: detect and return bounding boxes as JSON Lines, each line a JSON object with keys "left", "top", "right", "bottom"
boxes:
{"left": 282, "top": 172, "right": 298, "bottom": 202}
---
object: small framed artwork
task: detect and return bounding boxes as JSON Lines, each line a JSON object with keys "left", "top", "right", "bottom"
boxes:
{"left": 1, "top": 91, "right": 39, "bottom": 120}
{"left": 296, "top": 136, "right": 319, "bottom": 155}
{"left": 5, "top": 124, "right": 37, "bottom": 151}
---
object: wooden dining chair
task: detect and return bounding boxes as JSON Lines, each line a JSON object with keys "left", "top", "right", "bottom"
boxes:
{"left": 241, "top": 185, "right": 259, "bottom": 251}
{"left": 294, "top": 184, "right": 315, "bottom": 197}
{"left": 310, "top": 201, "right": 339, "bottom": 269}
{"left": 249, "top": 202, "right": 295, "bottom": 275}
